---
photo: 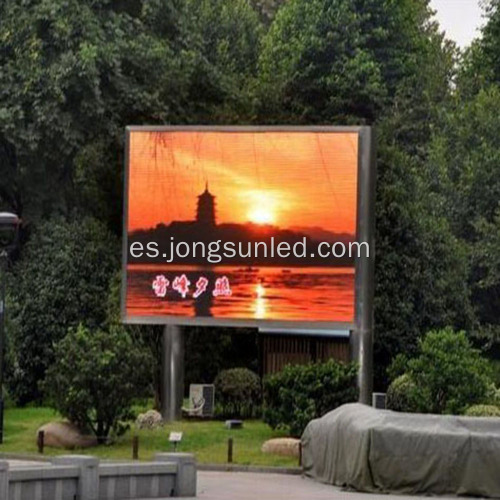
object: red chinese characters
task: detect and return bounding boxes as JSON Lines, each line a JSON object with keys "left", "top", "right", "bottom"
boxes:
{"left": 193, "top": 276, "right": 209, "bottom": 298}
{"left": 172, "top": 274, "right": 191, "bottom": 298}
{"left": 152, "top": 275, "right": 169, "bottom": 297}
{"left": 212, "top": 276, "right": 232, "bottom": 297}
{"left": 152, "top": 274, "right": 232, "bottom": 299}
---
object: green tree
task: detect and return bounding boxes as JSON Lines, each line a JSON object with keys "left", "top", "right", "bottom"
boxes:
{"left": 426, "top": 87, "right": 500, "bottom": 346}
{"left": 255, "top": 0, "right": 471, "bottom": 386}
{"left": 182, "top": 0, "right": 263, "bottom": 122}
{"left": 457, "top": 0, "right": 500, "bottom": 95}
{"left": 374, "top": 134, "right": 473, "bottom": 384}
{"left": 7, "top": 217, "right": 119, "bottom": 404}
{"left": 44, "top": 324, "right": 151, "bottom": 442}
{"left": 0, "top": 0, "right": 194, "bottom": 225}
{"left": 423, "top": 0, "right": 500, "bottom": 352}
{"left": 256, "top": 0, "right": 447, "bottom": 124}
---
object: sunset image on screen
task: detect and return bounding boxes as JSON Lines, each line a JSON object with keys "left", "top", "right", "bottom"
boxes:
{"left": 125, "top": 129, "right": 359, "bottom": 325}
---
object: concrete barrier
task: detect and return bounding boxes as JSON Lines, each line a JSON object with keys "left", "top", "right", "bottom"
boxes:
{"left": 99, "top": 462, "right": 177, "bottom": 499}
{"left": 1, "top": 453, "right": 196, "bottom": 500}
{"left": 6, "top": 463, "right": 79, "bottom": 500}
{"left": 155, "top": 453, "right": 197, "bottom": 497}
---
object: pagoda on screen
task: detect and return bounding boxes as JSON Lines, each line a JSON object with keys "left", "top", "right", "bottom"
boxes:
{"left": 196, "top": 183, "right": 216, "bottom": 227}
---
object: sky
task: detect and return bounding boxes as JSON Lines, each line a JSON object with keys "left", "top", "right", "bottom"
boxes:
{"left": 430, "top": 0, "right": 484, "bottom": 48}
{"left": 128, "top": 131, "right": 359, "bottom": 235}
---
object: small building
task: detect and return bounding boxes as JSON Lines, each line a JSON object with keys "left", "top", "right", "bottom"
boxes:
{"left": 259, "top": 329, "right": 350, "bottom": 376}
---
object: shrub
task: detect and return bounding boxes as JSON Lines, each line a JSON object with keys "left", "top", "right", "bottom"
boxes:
{"left": 214, "top": 368, "right": 261, "bottom": 418}
{"left": 386, "top": 374, "right": 420, "bottom": 413}
{"left": 7, "top": 217, "right": 119, "bottom": 404}
{"left": 391, "top": 328, "right": 493, "bottom": 415}
{"left": 44, "top": 324, "right": 151, "bottom": 443}
{"left": 263, "top": 360, "right": 358, "bottom": 437}
{"left": 464, "top": 405, "right": 500, "bottom": 417}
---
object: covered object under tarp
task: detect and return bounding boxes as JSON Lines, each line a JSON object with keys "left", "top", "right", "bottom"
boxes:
{"left": 302, "top": 403, "right": 500, "bottom": 498}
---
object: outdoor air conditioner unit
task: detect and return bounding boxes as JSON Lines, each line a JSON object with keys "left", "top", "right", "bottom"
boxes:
{"left": 189, "top": 384, "right": 215, "bottom": 418}
{"left": 372, "top": 392, "right": 387, "bottom": 410}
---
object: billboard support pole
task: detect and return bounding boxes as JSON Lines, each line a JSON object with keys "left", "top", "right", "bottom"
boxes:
{"left": 353, "top": 127, "right": 376, "bottom": 405}
{"left": 161, "top": 324, "right": 184, "bottom": 421}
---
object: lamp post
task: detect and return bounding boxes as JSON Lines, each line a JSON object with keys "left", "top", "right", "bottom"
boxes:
{"left": 0, "top": 212, "right": 20, "bottom": 444}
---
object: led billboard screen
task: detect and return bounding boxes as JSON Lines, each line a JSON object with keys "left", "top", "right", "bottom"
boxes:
{"left": 122, "top": 126, "right": 374, "bottom": 328}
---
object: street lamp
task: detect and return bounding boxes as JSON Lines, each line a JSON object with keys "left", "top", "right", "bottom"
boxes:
{"left": 0, "top": 212, "right": 20, "bottom": 444}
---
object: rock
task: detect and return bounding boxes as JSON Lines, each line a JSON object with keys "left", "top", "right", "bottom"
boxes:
{"left": 37, "top": 421, "right": 97, "bottom": 449}
{"left": 136, "top": 409, "right": 164, "bottom": 430}
{"left": 261, "top": 437, "right": 301, "bottom": 457}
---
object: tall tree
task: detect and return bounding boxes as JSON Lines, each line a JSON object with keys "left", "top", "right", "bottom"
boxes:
{"left": 181, "top": 0, "right": 264, "bottom": 122}
{"left": 428, "top": 0, "right": 500, "bottom": 349}
{"left": 427, "top": 86, "right": 500, "bottom": 347}
{"left": 256, "top": 0, "right": 445, "bottom": 124}
{"left": 255, "top": 0, "right": 472, "bottom": 386}
{"left": 0, "top": 0, "right": 194, "bottom": 226}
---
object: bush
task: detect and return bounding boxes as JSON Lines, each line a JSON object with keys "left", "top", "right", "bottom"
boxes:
{"left": 7, "top": 217, "right": 119, "bottom": 404}
{"left": 388, "top": 328, "right": 493, "bottom": 415}
{"left": 214, "top": 368, "right": 261, "bottom": 419}
{"left": 464, "top": 405, "right": 500, "bottom": 417}
{"left": 386, "top": 374, "right": 420, "bottom": 413}
{"left": 44, "top": 324, "right": 151, "bottom": 443}
{"left": 263, "top": 360, "right": 358, "bottom": 437}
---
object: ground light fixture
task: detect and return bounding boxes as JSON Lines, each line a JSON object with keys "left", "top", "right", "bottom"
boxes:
{"left": 0, "top": 211, "right": 21, "bottom": 444}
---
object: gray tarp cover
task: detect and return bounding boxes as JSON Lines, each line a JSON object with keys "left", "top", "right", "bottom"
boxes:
{"left": 302, "top": 403, "right": 500, "bottom": 497}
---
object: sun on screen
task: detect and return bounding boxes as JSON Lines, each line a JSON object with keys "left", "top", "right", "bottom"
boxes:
{"left": 245, "top": 190, "right": 278, "bottom": 225}
{"left": 248, "top": 207, "right": 275, "bottom": 224}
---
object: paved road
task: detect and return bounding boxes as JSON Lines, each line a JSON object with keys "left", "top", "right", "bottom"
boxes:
{"left": 187, "top": 471, "right": 426, "bottom": 500}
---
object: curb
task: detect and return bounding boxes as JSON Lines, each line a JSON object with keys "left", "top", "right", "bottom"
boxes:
{"left": 0, "top": 452, "right": 51, "bottom": 462}
{"left": 198, "top": 464, "right": 303, "bottom": 475}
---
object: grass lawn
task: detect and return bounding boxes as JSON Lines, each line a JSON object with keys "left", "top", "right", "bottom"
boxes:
{"left": 1, "top": 406, "right": 298, "bottom": 467}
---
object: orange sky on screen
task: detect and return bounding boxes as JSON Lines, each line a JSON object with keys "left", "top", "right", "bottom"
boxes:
{"left": 127, "top": 131, "right": 358, "bottom": 234}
